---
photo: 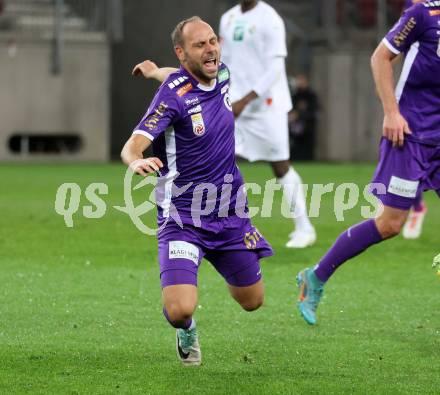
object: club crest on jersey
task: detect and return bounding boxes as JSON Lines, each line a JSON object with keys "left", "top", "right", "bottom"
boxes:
{"left": 233, "top": 22, "right": 245, "bottom": 41}
{"left": 223, "top": 92, "right": 232, "bottom": 112}
{"left": 191, "top": 113, "right": 205, "bottom": 136}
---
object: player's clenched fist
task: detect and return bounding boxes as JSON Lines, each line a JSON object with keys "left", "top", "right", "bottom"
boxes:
{"left": 129, "top": 157, "right": 163, "bottom": 176}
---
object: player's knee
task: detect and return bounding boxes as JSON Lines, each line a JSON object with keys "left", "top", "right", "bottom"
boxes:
{"left": 377, "top": 217, "right": 404, "bottom": 238}
{"left": 240, "top": 294, "right": 264, "bottom": 312}
{"left": 165, "top": 301, "right": 195, "bottom": 324}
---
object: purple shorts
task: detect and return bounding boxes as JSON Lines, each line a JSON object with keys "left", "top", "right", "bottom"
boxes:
{"left": 157, "top": 215, "right": 273, "bottom": 288}
{"left": 371, "top": 138, "right": 440, "bottom": 210}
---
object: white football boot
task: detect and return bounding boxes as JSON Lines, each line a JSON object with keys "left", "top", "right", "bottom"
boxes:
{"left": 176, "top": 322, "right": 201, "bottom": 366}
{"left": 402, "top": 204, "right": 427, "bottom": 239}
{"left": 286, "top": 228, "right": 317, "bottom": 248}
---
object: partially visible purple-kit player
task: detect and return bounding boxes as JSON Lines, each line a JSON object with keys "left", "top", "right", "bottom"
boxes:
{"left": 296, "top": 1, "right": 440, "bottom": 326}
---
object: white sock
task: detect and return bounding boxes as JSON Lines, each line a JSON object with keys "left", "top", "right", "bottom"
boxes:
{"left": 188, "top": 318, "right": 196, "bottom": 330}
{"left": 277, "top": 167, "right": 314, "bottom": 233}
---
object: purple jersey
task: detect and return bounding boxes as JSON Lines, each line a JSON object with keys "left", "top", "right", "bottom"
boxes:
{"left": 133, "top": 63, "right": 246, "bottom": 228}
{"left": 383, "top": 1, "right": 440, "bottom": 145}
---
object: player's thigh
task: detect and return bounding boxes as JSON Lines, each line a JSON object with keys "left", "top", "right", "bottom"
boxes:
{"left": 259, "top": 112, "right": 290, "bottom": 161}
{"left": 205, "top": 249, "right": 264, "bottom": 308}
{"left": 235, "top": 113, "right": 289, "bottom": 162}
{"left": 371, "top": 138, "right": 427, "bottom": 211}
{"left": 158, "top": 226, "right": 204, "bottom": 288}
{"left": 158, "top": 227, "right": 204, "bottom": 316}
{"left": 228, "top": 279, "right": 264, "bottom": 311}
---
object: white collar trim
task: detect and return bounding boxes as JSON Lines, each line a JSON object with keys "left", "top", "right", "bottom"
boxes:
{"left": 197, "top": 79, "right": 217, "bottom": 91}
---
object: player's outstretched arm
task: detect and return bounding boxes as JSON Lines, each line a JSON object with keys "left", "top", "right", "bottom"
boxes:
{"left": 371, "top": 43, "right": 411, "bottom": 147}
{"left": 132, "top": 60, "right": 178, "bottom": 83}
{"left": 232, "top": 56, "right": 284, "bottom": 118}
{"left": 121, "top": 134, "right": 164, "bottom": 177}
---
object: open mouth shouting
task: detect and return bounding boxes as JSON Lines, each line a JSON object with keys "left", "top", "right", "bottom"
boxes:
{"left": 202, "top": 56, "right": 218, "bottom": 74}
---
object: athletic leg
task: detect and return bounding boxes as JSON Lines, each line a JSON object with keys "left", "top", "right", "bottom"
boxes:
{"left": 297, "top": 205, "right": 408, "bottom": 325}
{"left": 162, "top": 282, "right": 198, "bottom": 329}
{"left": 158, "top": 229, "right": 204, "bottom": 365}
{"left": 271, "top": 160, "right": 316, "bottom": 248}
{"left": 205, "top": 249, "right": 266, "bottom": 312}
{"left": 228, "top": 280, "right": 264, "bottom": 312}
{"left": 296, "top": 137, "right": 433, "bottom": 324}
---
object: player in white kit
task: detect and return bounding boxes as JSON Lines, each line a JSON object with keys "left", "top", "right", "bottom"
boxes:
{"left": 219, "top": 0, "right": 316, "bottom": 248}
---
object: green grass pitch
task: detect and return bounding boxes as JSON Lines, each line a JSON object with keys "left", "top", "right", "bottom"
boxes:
{"left": 1, "top": 162, "right": 439, "bottom": 394}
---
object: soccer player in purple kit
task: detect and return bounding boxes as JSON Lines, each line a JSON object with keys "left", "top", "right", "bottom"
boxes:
{"left": 401, "top": 0, "right": 430, "bottom": 239}
{"left": 121, "top": 16, "right": 273, "bottom": 365}
{"left": 296, "top": 1, "right": 440, "bottom": 325}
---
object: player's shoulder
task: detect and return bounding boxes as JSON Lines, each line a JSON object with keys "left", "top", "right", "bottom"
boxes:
{"left": 162, "top": 69, "right": 188, "bottom": 91}
{"left": 158, "top": 69, "right": 194, "bottom": 102}
{"left": 258, "top": 1, "right": 282, "bottom": 19}
{"left": 417, "top": 0, "right": 440, "bottom": 14}
{"left": 404, "top": 1, "right": 433, "bottom": 18}
{"left": 221, "top": 4, "right": 240, "bottom": 20}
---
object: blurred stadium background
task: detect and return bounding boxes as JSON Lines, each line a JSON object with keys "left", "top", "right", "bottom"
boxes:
{"left": 0, "top": 0, "right": 409, "bottom": 163}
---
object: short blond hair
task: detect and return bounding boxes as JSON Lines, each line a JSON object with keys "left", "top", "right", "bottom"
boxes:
{"left": 171, "top": 16, "right": 203, "bottom": 47}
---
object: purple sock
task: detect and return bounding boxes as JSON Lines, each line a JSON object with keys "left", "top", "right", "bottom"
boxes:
{"left": 162, "top": 307, "right": 192, "bottom": 330}
{"left": 314, "top": 219, "right": 382, "bottom": 282}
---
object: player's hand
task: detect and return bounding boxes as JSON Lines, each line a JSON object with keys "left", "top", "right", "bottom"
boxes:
{"left": 129, "top": 157, "right": 163, "bottom": 177}
{"left": 132, "top": 60, "right": 159, "bottom": 79}
{"left": 382, "top": 112, "right": 411, "bottom": 147}
{"left": 232, "top": 99, "right": 247, "bottom": 118}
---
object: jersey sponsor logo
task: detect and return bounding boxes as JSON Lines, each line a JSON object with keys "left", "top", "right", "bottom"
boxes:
{"left": 430, "top": 10, "right": 440, "bottom": 16}
{"left": 185, "top": 97, "right": 199, "bottom": 106}
{"left": 221, "top": 84, "right": 229, "bottom": 94}
{"left": 188, "top": 104, "right": 202, "bottom": 115}
{"left": 218, "top": 68, "right": 230, "bottom": 83}
{"left": 388, "top": 176, "right": 419, "bottom": 198}
{"left": 167, "top": 76, "right": 189, "bottom": 89}
{"left": 191, "top": 113, "right": 206, "bottom": 136}
{"left": 177, "top": 82, "right": 193, "bottom": 97}
{"left": 223, "top": 92, "right": 232, "bottom": 112}
{"left": 393, "top": 17, "right": 417, "bottom": 47}
{"left": 144, "top": 101, "right": 168, "bottom": 130}
{"left": 169, "top": 241, "right": 199, "bottom": 265}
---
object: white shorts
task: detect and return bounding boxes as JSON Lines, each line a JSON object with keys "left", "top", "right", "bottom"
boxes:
{"left": 234, "top": 112, "right": 290, "bottom": 162}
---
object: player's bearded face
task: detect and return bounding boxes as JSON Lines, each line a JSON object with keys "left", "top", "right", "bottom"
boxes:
{"left": 180, "top": 23, "right": 220, "bottom": 83}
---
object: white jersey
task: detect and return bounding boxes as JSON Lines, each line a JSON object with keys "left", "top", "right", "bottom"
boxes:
{"left": 219, "top": 1, "right": 292, "bottom": 116}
